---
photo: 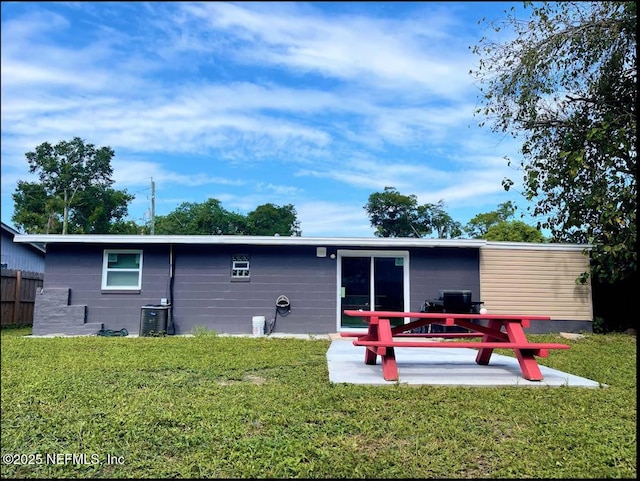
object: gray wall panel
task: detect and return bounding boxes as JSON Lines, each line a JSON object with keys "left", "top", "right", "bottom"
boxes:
{"left": 1, "top": 229, "right": 45, "bottom": 273}
{"left": 38, "top": 243, "right": 481, "bottom": 335}
{"left": 408, "top": 248, "right": 481, "bottom": 311}
{"left": 43, "top": 244, "right": 171, "bottom": 334}
{"left": 170, "top": 245, "right": 336, "bottom": 334}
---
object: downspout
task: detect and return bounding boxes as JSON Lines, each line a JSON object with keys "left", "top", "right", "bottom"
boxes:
{"left": 169, "top": 244, "right": 176, "bottom": 334}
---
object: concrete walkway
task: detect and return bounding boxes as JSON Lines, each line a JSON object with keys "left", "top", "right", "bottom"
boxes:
{"left": 327, "top": 338, "right": 604, "bottom": 388}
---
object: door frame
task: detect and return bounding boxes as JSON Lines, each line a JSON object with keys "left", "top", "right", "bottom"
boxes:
{"left": 336, "top": 249, "right": 410, "bottom": 332}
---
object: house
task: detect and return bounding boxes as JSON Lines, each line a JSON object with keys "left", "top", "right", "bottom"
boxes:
{"left": 12, "top": 234, "right": 593, "bottom": 336}
{"left": 1, "top": 222, "right": 45, "bottom": 273}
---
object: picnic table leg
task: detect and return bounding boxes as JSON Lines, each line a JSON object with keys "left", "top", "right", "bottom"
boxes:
{"left": 378, "top": 318, "right": 398, "bottom": 381}
{"left": 504, "top": 322, "right": 544, "bottom": 381}
{"left": 364, "top": 319, "right": 379, "bottom": 365}
{"left": 475, "top": 319, "right": 503, "bottom": 365}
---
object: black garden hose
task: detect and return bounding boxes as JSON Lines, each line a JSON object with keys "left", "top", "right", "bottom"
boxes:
{"left": 96, "top": 328, "right": 129, "bottom": 337}
{"left": 266, "top": 296, "right": 291, "bottom": 335}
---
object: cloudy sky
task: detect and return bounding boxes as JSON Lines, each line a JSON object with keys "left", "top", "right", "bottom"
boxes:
{"left": 1, "top": 1, "right": 536, "bottom": 237}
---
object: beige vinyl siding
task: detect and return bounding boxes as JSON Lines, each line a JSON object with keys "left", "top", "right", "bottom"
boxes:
{"left": 479, "top": 247, "right": 592, "bottom": 321}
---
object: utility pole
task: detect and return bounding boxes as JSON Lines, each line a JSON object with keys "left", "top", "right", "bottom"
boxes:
{"left": 150, "top": 177, "right": 155, "bottom": 235}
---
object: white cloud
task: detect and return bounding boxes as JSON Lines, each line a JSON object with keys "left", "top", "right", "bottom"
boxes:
{"left": 296, "top": 200, "right": 376, "bottom": 237}
{"left": 1, "top": 2, "right": 533, "bottom": 235}
{"left": 175, "top": 2, "right": 475, "bottom": 97}
{"left": 112, "top": 160, "right": 246, "bottom": 189}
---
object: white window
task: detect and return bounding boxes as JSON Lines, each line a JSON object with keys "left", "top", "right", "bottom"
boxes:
{"left": 102, "top": 250, "right": 143, "bottom": 290}
{"left": 231, "top": 254, "right": 250, "bottom": 279}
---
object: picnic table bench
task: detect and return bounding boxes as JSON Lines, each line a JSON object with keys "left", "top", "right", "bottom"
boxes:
{"left": 340, "top": 310, "right": 570, "bottom": 382}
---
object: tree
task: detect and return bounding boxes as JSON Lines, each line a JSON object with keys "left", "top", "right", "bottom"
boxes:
{"left": 154, "top": 198, "right": 248, "bottom": 235}
{"left": 12, "top": 181, "right": 62, "bottom": 234}
{"left": 364, "top": 187, "right": 421, "bottom": 237}
{"left": 12, "top": 137, "right": 134, "bottom": 234}
{"left": 471, "top": 2, "right": 636, "bottom": 283}
{"left": 464, "top": 202, "right": 545, "bottom": 242}
{"left": 364, "top": 187, "right": 461, "bottom": 238}
{"left": 154, "top": 199, "right": 303, "bottom": 236}
{"left": 483, "top": 221, "right": 546, "bottom": 243}
{"left": 417, "top": 200, "right": 463, "bottom": 239}
{"left": 246, "top": 203, "right": 302, "bottom": 236}
{"left": 109, "top": 220, "right": 146, "bottom": 235}
{"left": 464, "top": 201, "right": 516, "bottom": 238}
{"left": 70, "top": 186, "right": 134, "bottom": 234}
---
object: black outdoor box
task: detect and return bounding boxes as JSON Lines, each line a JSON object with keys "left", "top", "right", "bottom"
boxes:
{"left": 139, "top": 305, "right": 170, "bottom": 336}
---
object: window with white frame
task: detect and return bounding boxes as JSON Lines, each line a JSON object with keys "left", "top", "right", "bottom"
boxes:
{"left": 102, "top": 250, "right": 143, "bottom": 290}
{"left": 231, "top": 254, "right": 250, "bottom": 280}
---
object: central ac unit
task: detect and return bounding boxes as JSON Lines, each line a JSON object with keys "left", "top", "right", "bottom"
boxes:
{"left": 139, "top": 305, "right": 169, "bottom": 336}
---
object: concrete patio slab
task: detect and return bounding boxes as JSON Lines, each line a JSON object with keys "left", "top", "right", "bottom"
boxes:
{"left": 327, "top": 339, "right": 604, "bottom": 388}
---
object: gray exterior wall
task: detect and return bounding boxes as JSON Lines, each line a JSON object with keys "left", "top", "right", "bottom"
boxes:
{"left": 1, "top": 228, "right": 45, "bottom": 273}
{"left": 37, "top": 243, "right": 482, "bottom": 335}
{"left": 408, "top": 247, "right": 481, "bottom": 311}
{"left": 172, "top": 245, "right": 481, "bottom": 334}
{"left": 171, "top": 245, "right": 336, "bottom": 335}
{"left": 42, "top": 243, "right": 171, "bottom": 334}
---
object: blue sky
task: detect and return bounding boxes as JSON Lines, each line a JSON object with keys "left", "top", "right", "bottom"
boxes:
{"left": 1, "top": 1, "right": 537, "bottom": 237}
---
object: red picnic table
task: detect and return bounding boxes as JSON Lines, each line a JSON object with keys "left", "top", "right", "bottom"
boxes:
{"left": 341, "top": 310, "right": 570, "bottom": 382}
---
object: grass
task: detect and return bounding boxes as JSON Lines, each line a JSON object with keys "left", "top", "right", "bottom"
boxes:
{"left": 1, "top": 327, "right": 636, "bottom": 479}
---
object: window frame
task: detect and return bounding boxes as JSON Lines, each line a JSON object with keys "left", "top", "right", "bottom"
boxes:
{"left": 231, "top": 254, "right": 251, "bottom": 281}
{"left": 101, "top": 249, "right": 143, "bottom": 291}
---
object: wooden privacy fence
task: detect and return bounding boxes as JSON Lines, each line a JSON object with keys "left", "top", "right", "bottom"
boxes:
{"left": 1, "top": 269, "right": 44, "bottom": 327}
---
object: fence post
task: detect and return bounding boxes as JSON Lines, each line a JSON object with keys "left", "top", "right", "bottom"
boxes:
{"left": 13, "top": 270, "right": 21, "bottom": 323}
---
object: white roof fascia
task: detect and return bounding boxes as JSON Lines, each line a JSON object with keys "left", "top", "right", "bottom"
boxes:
{"left": 13, "top": 234, "right": 486, "bottom": 248}
{"left": 12, "top": 234, "right": 591, "bottom": 250}
{"left": 483, "top": 241, "right": 593, "bottom": 251}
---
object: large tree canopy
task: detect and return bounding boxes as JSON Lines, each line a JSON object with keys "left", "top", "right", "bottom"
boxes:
{"left": 153, "top": 198, "right": 247, "bottom": 235}
{"left": 364, "top": 187, "right": 461, "bottom": 238}
{"left": 364, "top": 187, "right": 421, "bottom": 237}
{"left": 464, "top": 201, "right": 546, "bottom": 242}
{"left": 471, "top": 1, "right": 636, "bottom": 283}
{"left": 153, "top": 199, "right": 302, "bottom": 236}
{"left": 12, "top": 137, "right": 134, "bottom": 234}
{"left": 464, "top": 202, "right": 516, "bottom": 238}
{"left": 483, "top": 220, "right": 546, "bottom": 243}
{"left": 70, "top": 186, "right": 135, "bottom": 234}
{"left": 12, "top": 181, "right": 62, "bottom": 234}
{"left": 246, "top": 203, "right": 301, "bottom": 236}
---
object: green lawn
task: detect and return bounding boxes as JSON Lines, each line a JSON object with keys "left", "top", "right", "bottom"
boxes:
{"left": 1, "top": 327, "right": 636, "bottom": 479}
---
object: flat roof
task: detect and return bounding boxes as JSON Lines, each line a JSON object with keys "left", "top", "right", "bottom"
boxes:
{"left": 12, "top": 234, "right": 591, "bottom": 251}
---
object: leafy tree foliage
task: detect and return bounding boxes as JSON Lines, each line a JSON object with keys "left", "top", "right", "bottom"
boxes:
{"left": 154, "top": 199, "right": 301, "bottom": 236}
{"left": 154, "top": 199, "right": 247, "bottom": 235}
{"left": 464, "top": 202, "right": 516, "bottom": 238}
{"left": 246, "top": 203, "right": 301, "bottom": 236}
{"left": 12, "top": 181, "right": 62, "bottom": 234}
{"left": 364, "top": 187, "right": 421, "bottom": 237}
{"left": 417, "top": 200, "right": 463, "bottom": 239}
{"left": 483, "top": 221, "right": 546, "bottom": 243}
{"left": 364, "top": 187, "right": 461, "bottom": 238}
{"left": 464, "top": 202, "right": 546, "bottom": 242}
{"left": 12, "top": 137, "right": 134, "bottom": 234}
{"left": 109, "top": 220, "right": 146, "bottom": 235}
{"left": 69, "top": 186, "right": 134, "bottom": 234}
{"left": 471, "top": 1, "right": 636, "bottom": 283}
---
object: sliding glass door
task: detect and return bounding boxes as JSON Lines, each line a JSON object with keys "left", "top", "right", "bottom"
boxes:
{"left": 338, "top": 251, "right": 409, "bottom": 329}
